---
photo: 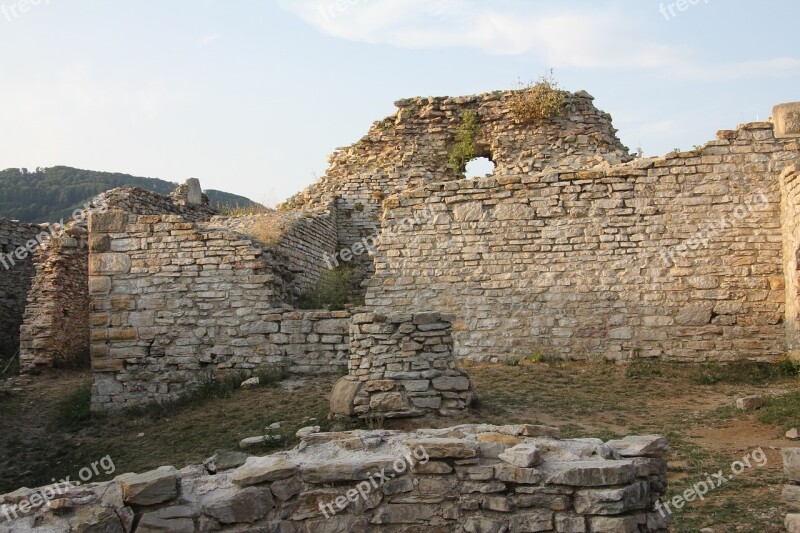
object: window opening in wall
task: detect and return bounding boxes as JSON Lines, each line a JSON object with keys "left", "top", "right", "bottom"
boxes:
{"left": 464, "top": 157, "right": 496, "bottom": 179}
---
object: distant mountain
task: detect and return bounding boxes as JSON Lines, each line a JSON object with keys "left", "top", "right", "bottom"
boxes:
{"left": 0, "top": 166, "right": 260, "bottom": 223}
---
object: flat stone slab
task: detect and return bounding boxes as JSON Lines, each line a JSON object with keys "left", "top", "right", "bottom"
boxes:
{"left": 540, "top": 460, "right": 637, "bottom": 487}
{"left": 606, "top": 435, "right": 668, "bottom": 458}
{"left": 116, "top": 466, "right": 179, "bottom": 505}
{"left": 231, "top": 456, "right": 298, "bottom": 486}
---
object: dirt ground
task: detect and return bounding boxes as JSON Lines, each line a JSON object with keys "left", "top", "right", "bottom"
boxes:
{"left": 0, "top": 360, "right": 797, "bottom": 532}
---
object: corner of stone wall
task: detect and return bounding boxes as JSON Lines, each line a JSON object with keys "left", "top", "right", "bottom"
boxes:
{"left": 331, "top": 310, "right": 473, "bottom": 419}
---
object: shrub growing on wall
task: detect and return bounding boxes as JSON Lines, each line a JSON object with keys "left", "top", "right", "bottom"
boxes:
{"left": 508, "top": 70, "right": 568, "bottom": 124}
{"left": 448, "top": 110, "right": 480, "bottom": 173}
{"left": 297, "top": 265, "right": 356, "bottom": 310}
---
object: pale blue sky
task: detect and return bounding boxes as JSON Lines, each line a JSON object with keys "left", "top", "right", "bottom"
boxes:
{"left": 1, "top": 0, "right": 797, "bottom": 205}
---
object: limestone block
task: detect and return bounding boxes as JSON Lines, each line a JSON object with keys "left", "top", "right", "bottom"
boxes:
{"left": 774, "top": 102, "right": 800, "bottom": 138}
{"left": 116, "top": 466, "right": 179, "bottom": 505}
{"left": 329, "top": 378, "right": 362, "bottom": 416}
{"left": 231, "top": 456, "right": 298, "bottom": 486}
{"left": 606, "top": 435, "right": 668, "bottom": 458}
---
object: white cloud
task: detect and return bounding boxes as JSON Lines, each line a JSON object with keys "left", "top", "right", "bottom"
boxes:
{"left": 278, "top": 0, "right": 686, "bottom": 68}
{"left": 278, "top": 0, "right": 800, "bottom": 78}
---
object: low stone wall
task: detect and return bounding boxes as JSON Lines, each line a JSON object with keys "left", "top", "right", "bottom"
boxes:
{"left": 19, "top": 230, "right": 89, "bottom": 373}
{"left": 783, "top": 448, "right": 800, "bottom": 532}
{"left": 102, "top": 183, "right": 217, "bottom": 222}
{"left": 0, "top": 424, "right": 670, "bottom": 532}
{"left": 331, "top": 311, "right": 474, "bottom": 419}
{"left": 0, "top": 218, "right": 41, "bottom": 358}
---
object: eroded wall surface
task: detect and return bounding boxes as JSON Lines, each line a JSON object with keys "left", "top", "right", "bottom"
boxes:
{"left": 0, "top": 218, "right": 41, "bottom": 358}
{"left": 364, "top": 123, "right": 799, "bottom": 363}
{"left": 282, "top": 90, "right": 631, "bottom": 293}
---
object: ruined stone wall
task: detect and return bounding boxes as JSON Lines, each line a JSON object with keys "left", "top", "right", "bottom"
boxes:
{"left": 101, "top": 185, "right": 217, "bottom": 222}
{"left": 19, "top": 230, "right": 89, "bottom": 373}
{"left": 17, "top": 183, "right": 218, "bottom": 374}
{"left": 282, "top": 90, "right": 631, "bottom": 293}
{"left": 209, "top": 199, "right": 338, "bottom": 300}
{"left": 781, "top": 164, "right": 800, "bottom": 356}
{"left": 364, "top": 122, "right": 799, "bottom": 363}
{"left": 0, "top": 218, "right": 41, "bottom": 358}
{"left": 0, "top": 424, "right": 671, "bottom": 532}
{"left": 331, "top": 310, "right": 473, "bottom": 419}
{"left": 88, "top": 210, "right": 350, "bottom": 410}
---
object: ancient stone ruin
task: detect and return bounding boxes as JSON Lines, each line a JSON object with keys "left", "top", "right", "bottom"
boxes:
{"left": 0, "top": 90, "right": 798, "bottom": 419}
{"left": 0, "top": 424, "right": 671, "bottom": 532}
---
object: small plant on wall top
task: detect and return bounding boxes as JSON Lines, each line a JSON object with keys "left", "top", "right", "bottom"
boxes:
{"left": 448, "top": 110, "right": 479, "bottom": 173}
{"left": 508, "top": 70, "right": 568, "bottom": 124}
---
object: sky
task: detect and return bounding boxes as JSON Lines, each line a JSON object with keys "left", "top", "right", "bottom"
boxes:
{"left": 0, "top": 0, "right": 798, "bottom": 206}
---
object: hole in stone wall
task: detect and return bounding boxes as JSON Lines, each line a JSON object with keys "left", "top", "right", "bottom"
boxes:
{"left": 464, "top": 157, "right": 495, "bottom": 180}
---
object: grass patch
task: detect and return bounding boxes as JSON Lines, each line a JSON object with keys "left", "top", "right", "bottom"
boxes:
{"left": 690, "top": 358, "right": 799, "bottom": 385}
{"left": 625, "top": 358, "right": 663, "bottom": 379}
{"left": 508, "top": 70, "right": 568, "bottom": 124}
{"left": 52, "top": 380, "right": 92, "bottom": 431}
{"left": 755, "top": 390, "right": 800, "bottom": 432}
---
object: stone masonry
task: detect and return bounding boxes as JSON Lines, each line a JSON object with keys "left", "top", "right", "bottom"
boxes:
{"left": 17, "top": 182, "right": 219, "bottom": 374}
{"left": 363, "top": 116, "right": 800, "bottom": 363}
{"left": 331, "top": 311, "right": 474, "bottom": 419}
{"left": 0, "top": 218, "right": 41, "bottom": 359}
{"left": 0, "top": 425, "right": 670, "bottom": 532}
{"left": 88, "top": 209, "right": 351, "bottom": 410}
{"left": 282, "top": 90, "right": 631, "bottom": 295}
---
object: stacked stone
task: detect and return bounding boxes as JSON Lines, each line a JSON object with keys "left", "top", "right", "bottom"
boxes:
{"left": 363, "top": 117, "right": 800, "bottom": 364}
{"left": 781, "top": 163, "right": 800, "bottom": 358}
{"left": 19, "top": 228, "right": 89, "bottom": 373}
{"left": 208, "top": 198, "right": 339, "bottom": 299}
{"left": 88, "top": 209, "right": 353, "bottom": 411}
{"left": 0, "top": 424, "right": 670, "bottom": 532}
{"left": 784, "top": 448, "right": 800, "bottom": 531}
{"left": 0, "top": 218, "right": 40, "bottom": 358}
{"left": 101, "top": 183, "right": 217, "bottom": 223}
{"left": 331, "top": 311, "right": 473, "bottom": 418}
{"left": 280, "top": 89, "right": 632, "bottom": 298}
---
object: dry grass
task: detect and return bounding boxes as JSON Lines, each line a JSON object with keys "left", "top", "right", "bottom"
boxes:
{"left": 508, "top": 70, "right": 568, "bottom": 124}
{"left": 1, "top": 360, "right": 798, "bottom": 531}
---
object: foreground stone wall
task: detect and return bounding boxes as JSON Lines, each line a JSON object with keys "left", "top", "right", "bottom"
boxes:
{"left": 282, "top": 90, "right": 632, "bottom": 294}
{"left": 0, "top": 218, "right": 41, "bottom": 358}
{"left": 0, "top": 424, "right": 670, "bottom": 532}
{"left": 364, "top": 122, "right": 799, "bottom": 363}
{"left": 19, "top": 229, "right": 89, "bottom": 373}
{"left": 331, "top": 311, "right": 474, "bottom": 419}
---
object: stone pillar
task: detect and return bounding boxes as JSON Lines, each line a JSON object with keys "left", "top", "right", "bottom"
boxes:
{"left": 774, "top": 102, "right": 800, "bottom": 139}
{"left": 783, "top": 448, "right": 800, "bottom": 532}
{"left": 330, "top": 310, "right": 473, "bottom": 418}
{"left": 185, "top": 178, "right": 203, "bottom": 205}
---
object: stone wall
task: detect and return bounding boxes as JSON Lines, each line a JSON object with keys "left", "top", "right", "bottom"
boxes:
{"left": 364, "top": 122, "right": 800, "bottom": 363}
{"left": 208, "top": 199, "right": 339, "bottom": 300}
{"left": 784, "top": 447, "right": 800, "bottom": 532}
{"left": 17, "top": 182, "right": 218, "bottom": 374}
{"left": 0, "top": 218, "right": 41, "bottom": 358}
{"left": 781, "top": 164, "right": 800, "bottom": 357}
{"left": 88, "top": 210, "right": 350, "bottom": 410}
{"left": 19, "top": 229, "right": 89, "bottom": 373}
{"left": 282, "top": 90, "right": 632, "bottom": 293}
{"left": 0, "top": 424, "right": 671, "bottom": 532}
{"left": 331, "top": 310, "right": 473, "bottom": 419}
